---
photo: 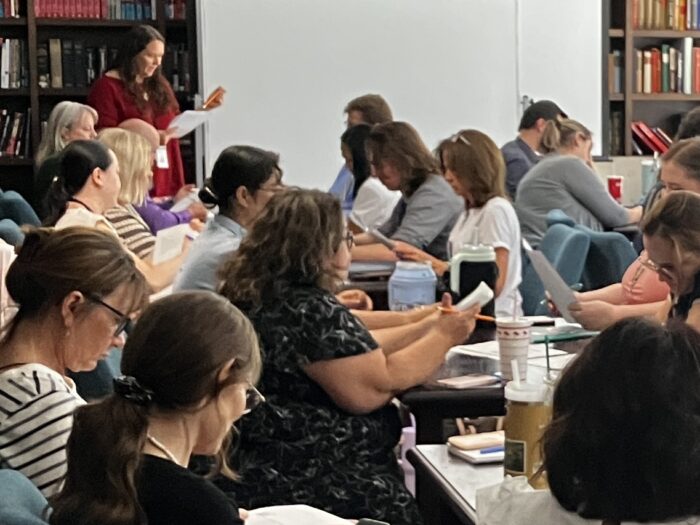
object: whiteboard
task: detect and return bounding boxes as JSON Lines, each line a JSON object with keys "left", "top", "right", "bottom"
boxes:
{"left": 517, "top": 0, "right": 603, "bottom": 156}
{"left": 198, "top": 0, "right": 518, "bottom": 190}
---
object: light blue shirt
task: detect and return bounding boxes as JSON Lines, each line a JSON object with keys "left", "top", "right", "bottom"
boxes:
{"left": 328, "top": 164, "right": 354, "bottom": 214}
{"left": 173, "top": 215, "right": 246, "bottom": 292}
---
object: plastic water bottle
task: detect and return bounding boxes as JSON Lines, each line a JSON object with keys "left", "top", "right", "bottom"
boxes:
{"left": 388, "top": 261, "right": 437, "bottom": 311}
{"left": 449, "top": 240, "right": 498, "bottom": 319}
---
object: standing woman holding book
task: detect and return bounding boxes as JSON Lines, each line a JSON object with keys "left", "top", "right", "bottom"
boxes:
{"left": 87, "top": 25, "right": 183, "bottom": 197}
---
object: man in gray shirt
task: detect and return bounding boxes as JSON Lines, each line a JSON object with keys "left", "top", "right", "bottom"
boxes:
{"left": 502, "top": 100, "right": 567, "bottom": 198}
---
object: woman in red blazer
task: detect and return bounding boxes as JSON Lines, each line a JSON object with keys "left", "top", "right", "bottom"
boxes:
{"left": 87, "top": 25, "right": 183, "bottom": 197}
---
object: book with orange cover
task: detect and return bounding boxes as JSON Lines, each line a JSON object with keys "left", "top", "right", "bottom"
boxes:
{"left": 695, "top": 47, "right": 700, "bottom": 92}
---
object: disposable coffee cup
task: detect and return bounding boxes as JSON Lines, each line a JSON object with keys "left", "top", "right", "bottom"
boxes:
{"left": 496, "top": 318, "right": 533, "bottom": 381}
{"left": 504, "top": 381, "right": 551, "bottom": 488}
{"left": 607, "top": 175, "right": 623, "bottom": 203}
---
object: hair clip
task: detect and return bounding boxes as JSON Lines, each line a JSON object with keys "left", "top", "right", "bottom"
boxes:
{"left": 113, "top": 375, "right": 154, "bottom": 406}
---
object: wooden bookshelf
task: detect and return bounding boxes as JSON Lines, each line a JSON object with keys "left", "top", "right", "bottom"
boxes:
{"left": 603, "top": 0, "right": 700, "bottom": 156}
{"left": 0, "top": 0, "right": 199, "bottom": 202}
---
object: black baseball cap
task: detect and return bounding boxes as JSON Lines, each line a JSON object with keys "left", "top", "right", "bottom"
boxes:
{"left": 518, "top": 100, "right": 567, "bottom": 130}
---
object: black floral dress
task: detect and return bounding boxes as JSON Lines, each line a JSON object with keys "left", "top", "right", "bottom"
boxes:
{"left": 216, "top": 284, "right": 422, "bottom": 525}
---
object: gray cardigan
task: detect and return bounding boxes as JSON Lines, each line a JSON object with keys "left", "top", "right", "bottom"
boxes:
{"left": 515, "top": 154, "right": 629, "bottom": 247}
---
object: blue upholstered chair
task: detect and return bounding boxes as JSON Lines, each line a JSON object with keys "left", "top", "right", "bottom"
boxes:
{"left": 0, "top": 470, "right": 50, "bottom": 524}
{"left": 520, "top": 223, "right": 590, "bottom": 315}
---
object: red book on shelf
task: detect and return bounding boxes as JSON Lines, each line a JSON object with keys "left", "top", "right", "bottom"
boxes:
{"left": 633, "top": 0, "right": 640, "bottom": 28}
{"left": 651, "top": 48, "right": 662, "bottom": 92}
{"left": 654, "top": 127, "right": 673, "bottom": 146}
{"left": 694, "top": 47, "right": 700, "bottom": 92}
{"left": 634, "top": 121, "right": 670, "bottom": 153}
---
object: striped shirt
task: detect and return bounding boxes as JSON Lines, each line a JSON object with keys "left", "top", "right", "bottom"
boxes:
{"left": 0, "top": 364, "right": 85, "bottom": 497}
{"left": 105, "top": 204, "right": 155, "bottom": 259}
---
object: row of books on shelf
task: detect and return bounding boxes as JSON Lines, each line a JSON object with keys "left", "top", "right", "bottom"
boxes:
{"left": 35, "top": 0, "right": 156, "bottom": 20}
{"left": 634, "top": 39, "right": 700, "bottom": 93}
{"left": 0, "top": 108, "right": 30, "bottom": 158}
{"left": 608, "top": 112, "right": 673, "bottom": 156}
{"left": 0, "top": 0, "right": 20, "bottom": 17}
{"left": 0, "top": 39, "right": 27, "bottom": 90}
{"left": 38, "top": 38, "right": 190, "bottom": 91}
{"left": 39, "top": 39, "right": 116, "bottom": 89}
{"left": 632, "top": 0, "right": 700, "bottom": 30}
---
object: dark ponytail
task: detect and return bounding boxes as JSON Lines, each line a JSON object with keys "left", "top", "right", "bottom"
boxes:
{"left": 43, "top": 140, "right": 113, "bottom": 226}
{"left": 341, "top": 124, "right": 372, "bottom": 198}
{"left": 49, "top": 396, "right": 150, "bottom": 525}
{"left": 50, "top": 291, "right": 262, "bottom": 525}
{"left": 199, "top": 145, "right": 281, "bottom": 213}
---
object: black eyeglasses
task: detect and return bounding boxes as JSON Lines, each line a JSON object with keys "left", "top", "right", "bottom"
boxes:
{"left": 242, "top": 384, "right": 265, "bottom": 415}
{"left": 87, "top": 294, "right": 132, "bottom": 337}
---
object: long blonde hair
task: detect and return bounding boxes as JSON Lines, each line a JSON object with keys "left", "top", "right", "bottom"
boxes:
{"left": 540, "top": 118, "right": 592, "bottom": 154}
{"left": 98, "top": 128, "right": 153, "bottom": 205}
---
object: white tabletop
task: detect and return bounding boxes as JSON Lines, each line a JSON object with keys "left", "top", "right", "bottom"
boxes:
{"left": 415, "top": 444, "right": 504, "bottom": 522}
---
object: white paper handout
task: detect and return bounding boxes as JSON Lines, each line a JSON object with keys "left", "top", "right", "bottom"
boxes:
{"left": 152, "top": 224, "right": 189, "bottom": 264}
{"left": 168, "top": 110, "right": 213, "bottom": 138}
{"left": 522, "top": 240, "right": 577, "bottom": 323}
{"left": 245, "top": 505, "right": 350, "bottom": 525}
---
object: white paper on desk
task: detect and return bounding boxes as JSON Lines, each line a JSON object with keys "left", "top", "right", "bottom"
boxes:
{"left": 528, "top": 353, "right": 577, "bottom": 371}
{"left": 152, "top": 224, "right": 189, "bottom": 264}
{"left": 168, "top": 110, "right": 213, "bottom": 138}
{"left": 523, "top": 243, "right": 577, "bottom": 323}
{"left": 246, "top": 505, "right": 349, "bottom": 525}
{"left": 448, "top": 341, "right": 565, "bottom": 360}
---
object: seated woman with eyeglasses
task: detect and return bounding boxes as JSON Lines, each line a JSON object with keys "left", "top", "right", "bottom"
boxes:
{"left": 45, "top": 139, "right": 188, "bottom": 292}
{"left": 565, "top": 139, "right": 700, "bottom": 331}
{"left": 393, "top": 129, "right": 523, "bottom": 318}
{"left": 351, "top": 121, "right": 463, "bottom": 261}
{"left": 50, "top": 291, "right": 262, "bottom": 525}
{"left": 0, "top": 227, "right": 148, "bottom": 497}
{"left": 173, "top": 145, "right": 284, "bottom": 292}
{"left": 641, "top": 190, "right": 700, "bottom": 332}
{"left": 216, "top": 189, "right": 478, "bottom": 524}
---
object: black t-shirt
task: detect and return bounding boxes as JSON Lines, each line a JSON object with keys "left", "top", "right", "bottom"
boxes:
{"left": 138, "top": 455, "right": 243, "bottom": 525}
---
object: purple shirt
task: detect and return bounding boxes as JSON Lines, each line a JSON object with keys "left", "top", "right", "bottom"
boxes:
{"left": 134, "top": 197, "right": 192, "bottom": 233}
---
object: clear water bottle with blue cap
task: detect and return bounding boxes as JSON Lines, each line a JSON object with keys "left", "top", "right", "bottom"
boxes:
{"left": 388, "top": 261, "right": 437, "bottom": 311}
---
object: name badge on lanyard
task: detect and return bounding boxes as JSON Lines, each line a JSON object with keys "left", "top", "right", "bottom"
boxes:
{"left": 156, "top": 145, "right": 169, "bottom": 169}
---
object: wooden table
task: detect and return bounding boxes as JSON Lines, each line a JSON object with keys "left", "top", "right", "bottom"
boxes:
{"left": 408, "top": 444, "right": 503, "bottom": 525}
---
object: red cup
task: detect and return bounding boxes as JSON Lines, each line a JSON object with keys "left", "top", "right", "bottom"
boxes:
{"left": 607, "top": 176, "right": 623, "bottom": 203}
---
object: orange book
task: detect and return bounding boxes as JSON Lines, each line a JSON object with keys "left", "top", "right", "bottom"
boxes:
{"left": 694, "top": 47, "right": 700, "bottom": 92}
{"left": 633, "top": 0, "right": 640, "bottom": 27}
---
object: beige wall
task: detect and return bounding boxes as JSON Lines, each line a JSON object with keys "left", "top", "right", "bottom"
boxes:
{"left": 594, "top": 156, "right": 653, "bottom": 206}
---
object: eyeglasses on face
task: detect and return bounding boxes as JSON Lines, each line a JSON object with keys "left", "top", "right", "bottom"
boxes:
{"left": 639, "top": 254, "right": 674, "bottom": 279}
{"left": 242, "top": 384, "right": 265, "bottom": 415}
{"left": 86, "top": 294, "right": 132, "bottom": 337}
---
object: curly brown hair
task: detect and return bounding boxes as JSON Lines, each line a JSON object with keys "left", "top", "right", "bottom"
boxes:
{"left": 219, "top": 189, "right": 344, "bottom": 308}
{"left": 114, "top": 25, "right": 177, "bottom": 114}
